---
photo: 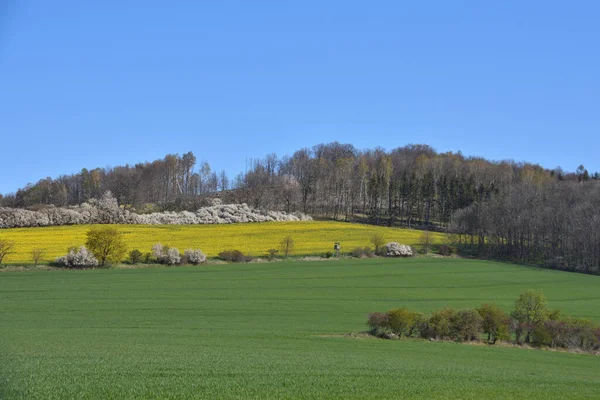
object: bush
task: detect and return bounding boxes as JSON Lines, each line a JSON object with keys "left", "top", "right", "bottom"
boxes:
{"left": 351, "top": 247, "right": 366, "bottom": 258}
{"left": 129, "top": 249, "right": 143, "bottom": 264}
{"left": 144, "top": 252, "right": 152, "bottom": 263}
{"left": 55, "top": 246, "right": 99, "bottom": 268}
{"left": 152, "top": 243, "right": 165, "bottom": 260}
{"left": 451, "top": 309, "right": 484, "bottom": 342}
{"left": 218, "top": 250, "right": 252, "bottom": 262}
{"left": 323, "top": 251, "right": 333, "bottom": 259}
{"left": 367, "top": 312, "right": 390, "bottom": 332}
{"left": 477, "top": 304, "right": 511, "bottom": 344}
{"left": 438, "top": 244, "right": 452, "bottom": 256}
{"left": 164, "top": 248, "right": 181, "bottom": 265}
{"left": 423, "top": 308, "right": 456, "bottom": 339}
{"left": 388, "top": 308, "right": 421, "bottom": 337}
{"left": 266, "top": 248, "right": 279, "bottom": 261}
{"left": 151, "top": 243, "right": 181, "bottom": 265}
{"left": 385, "top": 242, "right": 413, "bottom": 257}
{"left": 184, "top": 249, "right": 206, "bottom": 265}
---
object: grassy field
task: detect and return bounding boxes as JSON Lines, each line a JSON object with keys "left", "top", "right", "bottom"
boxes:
{"left": 1, "top": 258, "right": 599, "bottom": 399}
{"left": 0, "top": 221, "right": 444, "bottom": 263}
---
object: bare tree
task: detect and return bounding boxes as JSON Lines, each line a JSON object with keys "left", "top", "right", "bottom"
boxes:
{"left": 280, "top": 235, "right": 295, "bottom": 259}
{"left": 0, "top": 239, "right": 15, "bottom": 264}
{"left": 419, "top": 229, "right": 431, "bottom": 255}
{"left": 31, "top": 248, "right": 46, "bottom": 266}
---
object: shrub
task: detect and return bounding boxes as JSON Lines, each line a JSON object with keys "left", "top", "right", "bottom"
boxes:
{"left": 266, "top": 248, "right": 279, "bottom": 260}
{"left": 367, "top": 312, "right": 390, "bottom": 332}
{"left": 164, "top": 248, "right": 181, "bottom": 265}
{"left": 438, "top": 244, "right": 452, "bottom": 256}
{"left": 152, "top": 243, "right": 165, "bottom": 260}
{"left": 351, "top": 247, "right": 366, "bottom": 258}
{"left": 55, "top": 246, "right": 99, "bottom": 268}
{"left": 388, "top": 308, "right": 420, "bottom": 337}
{"left": 424, "top": 308, "right": 456, "bottom": 340}
{"left": 85, "top": 226, "right": 127, "bottom": 266}
{"left": 363, "top": 247, "right": 374, "bottom": 258}
{"left": 385, "top": 242, "right": 413, "bottom": 257}
{"left": 184, "top": 249, "right": 206, "bottom": 265}
{"left": 129, "top": 249, "right": 143, "bottom": 264}
{"left": 477, "top": 304, "right": 511, "bottom": 344}
{"left": 451, "top": 309, "right": 484, "bottom": 342}
{"left": 323, "top": 251, "right": 333, "bottom": 259}
{"left": 143, "top": 252, "right": 152, "bottom": 263}
{"left": 218, "top": 250, "right": 251, "bottom": 262}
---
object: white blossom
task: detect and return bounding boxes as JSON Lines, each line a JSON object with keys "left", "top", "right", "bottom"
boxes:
{"left": 385, "top": 242, "right": 413, "bottom": 257}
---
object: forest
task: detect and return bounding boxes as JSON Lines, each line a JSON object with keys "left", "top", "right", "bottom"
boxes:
{"left": 1, "top": 142, "right": 599, "bottom": 274}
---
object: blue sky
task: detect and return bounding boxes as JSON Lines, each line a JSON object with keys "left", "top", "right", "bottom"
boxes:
{"left": 1, "top": 1, "right": 599, "bottom": 194}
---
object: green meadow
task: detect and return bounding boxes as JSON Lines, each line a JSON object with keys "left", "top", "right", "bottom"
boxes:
{"left": 1, "top": 258, "right": 599, "bottom": 399}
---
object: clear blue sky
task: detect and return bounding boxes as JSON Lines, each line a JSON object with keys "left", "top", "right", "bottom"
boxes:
{"left": 1, "top": 1, "right": 599, "bottom": 194}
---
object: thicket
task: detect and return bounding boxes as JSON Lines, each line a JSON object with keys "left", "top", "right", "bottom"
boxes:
{"left": 0, "top": 192, "right": 311, "bottom": 229}
{"left": 367, "top": 290, "right": 600, "bottom": 354}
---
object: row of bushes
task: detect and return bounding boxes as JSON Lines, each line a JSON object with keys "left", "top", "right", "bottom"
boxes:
{"left": 367, "top": 290, "right": 600, "bottom": 354}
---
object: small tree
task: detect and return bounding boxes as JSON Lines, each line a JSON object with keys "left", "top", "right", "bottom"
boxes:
{"left": 370, "top": 233, "right": 385, "bottom": 255}
{"left": 477, "top": 304, "right": 511, "bottom": 344}
{"left": 512, "top": 290, "right": 549, "bottom": 344}
{"left": 31, "top": 248, "right": 46, "bottom": 266}
{"left": 85, "top": 226, "right": 127, "bottom": 266}
{"left": 0, "top": 239, "right": 15, "bottom": 264}
{"left": 129, "top": 249, "right": 143, "bottom": 264}
{"left": 419, "top": 230, "right": 431, "bottom": 255}
{"left": 280, "top": 235, "right": 295, "bottom": 259}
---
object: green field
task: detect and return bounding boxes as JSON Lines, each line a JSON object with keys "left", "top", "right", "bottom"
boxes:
{"left": 1, "top": 258, "right": 599, "bottom": 399}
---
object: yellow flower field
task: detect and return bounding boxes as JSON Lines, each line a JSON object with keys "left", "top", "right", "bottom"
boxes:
{"left": 0, "top": 221, "right": 444, "bottom": 264}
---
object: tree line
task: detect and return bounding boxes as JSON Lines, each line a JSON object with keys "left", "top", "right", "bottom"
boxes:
{"left": 2, "top": 142, "right": 599, "bottom": 274}
{"left": 0, "top": 152, "right": 228, "bottom": 210}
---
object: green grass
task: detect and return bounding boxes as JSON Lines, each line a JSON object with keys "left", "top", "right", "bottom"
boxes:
{"left": 1, "top": 258, "right": 599, "bottom": 399}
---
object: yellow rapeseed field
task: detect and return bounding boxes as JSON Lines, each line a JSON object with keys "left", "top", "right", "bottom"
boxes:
{"left": 0, "top": 221, "right": 444, "bottom": 264}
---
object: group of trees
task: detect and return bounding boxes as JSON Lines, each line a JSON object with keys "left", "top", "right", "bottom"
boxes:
{"left": 450, "top": 180, "right": 600, "bottom": 274}
{"left": 367, "top": 290, "right": 600, "bottom": 354}
{"left": 231, "top": 143, "right": 598, "bottom": 229}
{"left": 1, "top": 152, "right": 227, "bottom": 210}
